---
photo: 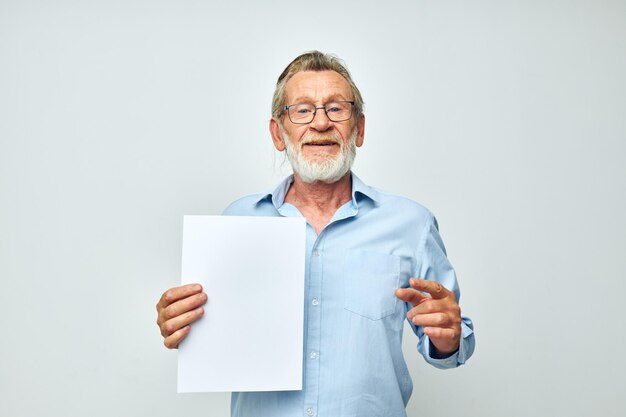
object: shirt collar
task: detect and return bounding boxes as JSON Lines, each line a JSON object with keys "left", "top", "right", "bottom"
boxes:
{"left": 253, "top": 172, "right": 381, "bottom": 210}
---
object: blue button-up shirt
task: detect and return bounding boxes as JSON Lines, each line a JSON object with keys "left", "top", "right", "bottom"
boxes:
{"left": 223, "top": 173, "right": 475, "bottom": 417}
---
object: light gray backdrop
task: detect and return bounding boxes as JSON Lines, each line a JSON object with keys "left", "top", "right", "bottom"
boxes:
{"left": 1, "top": 1, "right": 625, "bottom": 416}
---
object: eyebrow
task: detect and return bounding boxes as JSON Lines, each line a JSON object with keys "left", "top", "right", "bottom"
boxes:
{"left": 289, "top": 94, "right": 351, "bottom": 104}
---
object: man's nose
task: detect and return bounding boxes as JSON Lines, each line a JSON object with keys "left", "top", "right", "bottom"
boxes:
{"left": 310, "top": 107, "right": 332, "bottom": 131}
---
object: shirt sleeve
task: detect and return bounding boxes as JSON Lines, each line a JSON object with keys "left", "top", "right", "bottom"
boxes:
{"left": 409, "top": 213, "right": 475, "bottom": 369}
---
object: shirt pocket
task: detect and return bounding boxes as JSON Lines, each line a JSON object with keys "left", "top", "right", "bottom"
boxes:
{"left": 343, "top": 250, "right": 401, "bottom": 320}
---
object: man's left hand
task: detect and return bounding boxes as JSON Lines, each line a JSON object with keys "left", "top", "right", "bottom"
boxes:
{"left": 395, "top": 278, "right": 462, "bottom": 356}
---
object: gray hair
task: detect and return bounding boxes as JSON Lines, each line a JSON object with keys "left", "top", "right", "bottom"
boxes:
{"left": 271, "top": 51, "right": 364, "bottom": 122}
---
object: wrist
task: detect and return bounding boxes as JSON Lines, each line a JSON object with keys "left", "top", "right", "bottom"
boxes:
{"left": 429, "top": 340, "right": 458, "bottom": 359}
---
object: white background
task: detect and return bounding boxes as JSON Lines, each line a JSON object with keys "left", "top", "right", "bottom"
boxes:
{"left": 1, "top": 1, "right": 625, "bottom": 416}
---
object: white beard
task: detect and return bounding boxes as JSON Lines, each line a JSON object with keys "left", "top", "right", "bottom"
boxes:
{"left": 281, "top": 127, "right": 357, "bottom": 184}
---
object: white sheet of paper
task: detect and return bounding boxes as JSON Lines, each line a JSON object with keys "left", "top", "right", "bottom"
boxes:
{"left": 177, "top": 215, "right": 306, "bottom": 393}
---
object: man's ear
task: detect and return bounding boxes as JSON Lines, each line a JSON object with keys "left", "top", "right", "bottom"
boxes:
{"left": 356, "top": 113, "right": 365, "bottom": 147}
{"left": 269, "top": 118, "right": 286, "bottom": 151}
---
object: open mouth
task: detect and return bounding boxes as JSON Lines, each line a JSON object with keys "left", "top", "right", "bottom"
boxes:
{"left": 303, "top": 140, "right": 339, "bottom": 147}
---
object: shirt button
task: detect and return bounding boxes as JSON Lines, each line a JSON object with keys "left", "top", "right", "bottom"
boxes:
{"left": 313, "top": 250, "right": 320, "bottom": 256}
{"left": 311, "top": 298, "right": 319, "bottom": 306}
{"left": 306, "top": 407, "right": 315, "bottom": 416}
{"left": 309, "top": 351, "right": 318, "bottom": 360}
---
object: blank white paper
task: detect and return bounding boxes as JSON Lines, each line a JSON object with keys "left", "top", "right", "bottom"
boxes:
{"left": 177, "top": 215, "right": 306, "bottom": 393}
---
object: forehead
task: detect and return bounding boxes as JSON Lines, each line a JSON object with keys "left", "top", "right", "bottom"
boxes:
{"left": 285, "top": 70, "right": 352, "bottom": 103}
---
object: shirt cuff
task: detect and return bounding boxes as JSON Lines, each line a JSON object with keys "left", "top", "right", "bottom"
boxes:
{"left": 423, "top": 322, "right": 475, "bottom": 369}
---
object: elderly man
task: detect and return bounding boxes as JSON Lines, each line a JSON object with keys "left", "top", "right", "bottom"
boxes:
{"left": 156, "top": 51, "right": 475, "bottom": 417}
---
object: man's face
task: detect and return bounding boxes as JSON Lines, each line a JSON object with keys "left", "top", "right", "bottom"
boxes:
{"left": 270, "top": 70, "right": 365, "bottom": 183}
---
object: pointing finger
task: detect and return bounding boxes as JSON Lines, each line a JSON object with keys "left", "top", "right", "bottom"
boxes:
{"left": 410, "top": 278, "right": 449, "bottom": 300}
{"left": 395, "top": 287, "right": 429, "bottom": 306}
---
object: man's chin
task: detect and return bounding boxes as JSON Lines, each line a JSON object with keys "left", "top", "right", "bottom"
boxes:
{"left": 294, "top": 164, "right": 351, "bottom": 184}
{"left": 302, "top": 155, "right": 338, "bottom": 167}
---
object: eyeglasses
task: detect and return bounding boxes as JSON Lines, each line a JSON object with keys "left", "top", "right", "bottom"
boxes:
{"left": 283, "top": 101, "right": 355, "bottom": 124}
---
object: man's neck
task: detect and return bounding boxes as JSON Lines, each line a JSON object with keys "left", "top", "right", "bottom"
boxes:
{"left": 285, "top": 172, "right": 353, "bottom": 234}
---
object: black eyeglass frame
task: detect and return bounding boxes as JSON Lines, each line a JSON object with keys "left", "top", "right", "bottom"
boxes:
{"left": 283, "top": 100, "right": 355, "bottom": 124}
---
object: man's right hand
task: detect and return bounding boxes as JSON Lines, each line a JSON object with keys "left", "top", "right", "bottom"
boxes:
{"left": 156, "top": 283, "right": 207, "bottom": 349}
